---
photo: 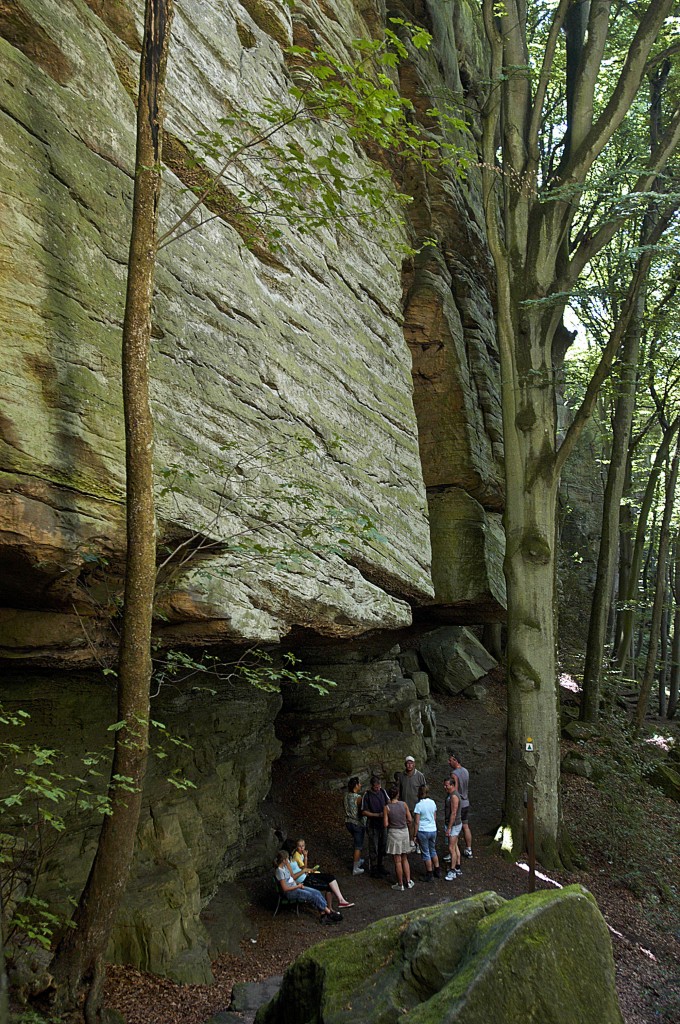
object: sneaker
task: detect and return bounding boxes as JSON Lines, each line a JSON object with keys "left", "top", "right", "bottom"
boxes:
{"left": 352, "top": 866, "right": 364, "bottom": 875}
{"left": 445, "top": 871, "right": 457, "bottom": 881}
{"left": 433, "top": 867, "right": 442, "bottom": 878}
{"left": 330, "top": 910, "right": 343, "bottom": 921}
{"left": 463, "top": 849, "right": 473, "bottom": 858}
{"left": 425, "top": 872, "right": 434, "bottom": 882}
{"left": 391, "top": 883, "right": 405, "bottom": 891}
{"left": 455, "top": 868, "right": 463, "bottom": 877}
{"left": 409, "top": 841, "right": 417, "bottom": 852}
{"left": 407, "top": 879, "right": 415, "bottom": 889}
{"left": 359, "top": 859, "right": 365, "bottom": 867}
{"left": 443, "top": 853, "right": 452, "bottom": 862}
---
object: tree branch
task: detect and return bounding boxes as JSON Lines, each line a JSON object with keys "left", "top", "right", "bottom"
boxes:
{"left": 567, "top": 104, "right": 680, "bottom": 281}
{"left": 562, "top": 0, "right": 674, "bottom": 185}
{"left": 527, "top": 0, "right": 571, "bottom": 170}
{"left": 568, "top": 0, "right": 612, "bottom": 157}
{"left": 555, "top": 241, "right": 656, "bottom": 478}
{"left": 498, "top": 0, "right": 533, "bottom": 175}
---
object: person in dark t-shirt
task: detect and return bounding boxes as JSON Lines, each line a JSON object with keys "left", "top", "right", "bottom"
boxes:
{"left": 362, "top": 775, "right": 389, "bottom": 877}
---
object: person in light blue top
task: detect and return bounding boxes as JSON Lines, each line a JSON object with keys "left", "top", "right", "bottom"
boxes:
{"left": 413, "top": 784, "right": 441, "bottom": 881}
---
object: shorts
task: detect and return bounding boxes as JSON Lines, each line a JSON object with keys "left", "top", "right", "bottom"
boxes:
{"left": 345, "top": 821, "right": 365, "bottom": 851}
{"left": 417, "top": 831, "right": 437, "bottom": 862}
{"left": 386, "top": 826, "right": 411, "bottom": 855}
{"left": 461, "top": 805, "right": 470, "bottom": 823}
{"left": 447, "top": 824, "right": 462, "bottom": 838}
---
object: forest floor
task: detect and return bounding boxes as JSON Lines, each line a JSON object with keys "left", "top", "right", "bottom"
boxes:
{"left": 105, "top": 679, "right": 680, "bottom": 1024}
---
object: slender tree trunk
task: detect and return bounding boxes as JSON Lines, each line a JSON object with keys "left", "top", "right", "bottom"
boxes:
{"left": 613, "top": 451, "right": 634, "bottom": 663}
{"left": 658, "top": 580, "right": 669, "bottom": 716}
{"left": 581, "top": 299, "right": 642, "bottom": 721}
{"left": 615, "top": 418, "right": 680, "bottom": 672}
{"left": 667, "top": 548, "right": 680, "bottom": 724}
{"left": 0, "top": 891, "right": 8, "bottom": 1024}
{"left": 635, "top": 434, "right": 680, "bottom": 733}
{"left": 668, "top": 532, "right": 680, "bottom": 719}
{"left": 634, "top": 514, "right": 659, "bottom": 672}
{"left": 47, "top": 3, "right": 173, "bottom": 1019}
{"left": 669, "top": 618, "right": 680, "bottom": 719}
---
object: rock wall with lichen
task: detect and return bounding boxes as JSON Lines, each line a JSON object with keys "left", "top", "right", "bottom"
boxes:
{"left": 0, "top": 0, "right": 504, "bottom": 663}
{"left": 0, "top": 0, "right": 506, "bottom": 982}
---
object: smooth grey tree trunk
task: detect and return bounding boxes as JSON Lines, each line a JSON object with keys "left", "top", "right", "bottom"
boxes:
{"left": 635, "top": 434, "right": 680, "bottom": 732}
{"left": 615, "top": 418, "right": 680, "bottom": 673}
{"left": 668, "top": 532, "right": 680, "bottom": 719}
{"left": 659, "top": 584, "right": 670, "bottom": 716}
{"left": 581, "top": 298, "right": 643, "bottom": 721}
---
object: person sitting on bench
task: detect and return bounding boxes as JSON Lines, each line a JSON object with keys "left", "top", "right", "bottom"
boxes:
{"left": 289, "top": 838, "right": 356, "bottom": 909}
{"left": 274, "top": 851, "right": 342, "bottom": 924}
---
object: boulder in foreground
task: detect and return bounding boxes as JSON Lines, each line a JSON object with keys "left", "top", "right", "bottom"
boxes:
{"left": 255, "top": 886, "right": 623, "bottom": 1024}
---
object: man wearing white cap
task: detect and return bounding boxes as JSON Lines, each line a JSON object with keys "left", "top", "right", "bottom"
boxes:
{"left": 398, "top": 755, "right": 426, "bottom": 845}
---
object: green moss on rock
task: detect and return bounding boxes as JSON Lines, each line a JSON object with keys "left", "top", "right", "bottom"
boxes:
{"left": 256, "top": 887, "right": 624, "bottom": 1024}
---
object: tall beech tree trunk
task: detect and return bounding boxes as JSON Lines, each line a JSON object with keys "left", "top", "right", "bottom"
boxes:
{"left": 613, "top": 451, "right": 635, "bottom": 665}
{"left": 47, "top": 3, "right": 173, "bottom": 1019}
{"left": 635, "top": 434, "right": 680, "bottom": 733}
{"left": 581, "top": 285, "right": 644, "bottom": 721}
{"left": 500, "top": 305, "right": 563, "bottom": 864}
{"left": 479, "top": 0, "right": 677, "bottom": 863}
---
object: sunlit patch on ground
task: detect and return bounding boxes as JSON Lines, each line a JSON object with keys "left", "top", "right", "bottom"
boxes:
{"left": 644, "top": 734, "right": 673, "bottom": 752}
{"left": 515, "top": 861, "right": 562, "bottom": 888}
{"left": 559, "top": 672, "right": 581, "bottom": 693}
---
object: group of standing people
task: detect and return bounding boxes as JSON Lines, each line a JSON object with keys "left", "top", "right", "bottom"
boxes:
{"left": 274, "top": 751, "right": 473, "bottom": 922}
{"left": 344, "top": 753, "right": 473, "bottom": 889}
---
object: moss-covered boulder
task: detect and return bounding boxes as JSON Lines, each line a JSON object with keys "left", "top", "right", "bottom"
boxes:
{"left": 561, "top": 750, "right": 594, "bottom": 779}
{"left": 562, "top": 720, "right": 599, "bottom": 742}
{"left": 649, "top": 762, "right": 680, "bottom": 802}
{"left": 256, "top": 886, "right": 623, "bottom": 1024}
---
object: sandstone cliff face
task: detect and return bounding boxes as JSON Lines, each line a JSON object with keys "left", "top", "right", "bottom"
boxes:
{"left": 0, "top": 0, "right": 504, "bottom": 981}
{"left": 0, "top": 0, "right": 503, "bottom": 661}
